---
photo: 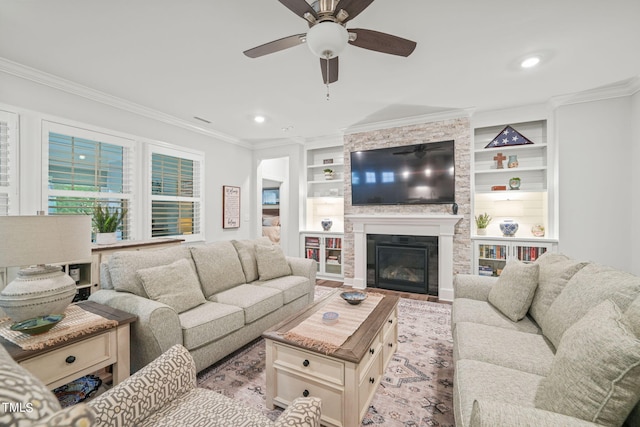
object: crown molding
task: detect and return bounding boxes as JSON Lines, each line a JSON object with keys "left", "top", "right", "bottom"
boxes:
{"left": 248, "top": 136, "right": 307, "bottom": 150}
{"left": 549, "top": 75, "right": 640, "bottom": 108}
{"left": 0, "top": 57, "right": 251, "bottom": 148}
{"left": 342, "top": 107, "right": 475, "bottom": 135}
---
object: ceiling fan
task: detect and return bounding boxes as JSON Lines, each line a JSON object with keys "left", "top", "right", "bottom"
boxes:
{"left": 243, "top": 0, "right": 417, "bottom": 85}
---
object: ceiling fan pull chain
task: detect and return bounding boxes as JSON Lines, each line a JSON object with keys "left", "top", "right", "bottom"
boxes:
{"left": 325, "top": 53, "right": 330, "bottom": 101}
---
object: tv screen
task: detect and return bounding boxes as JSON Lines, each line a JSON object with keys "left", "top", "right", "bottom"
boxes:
{"left": 350, "top": 140, "right": 455, "bottom": 205}
{"left": 262, "top": 188, "right": 280, "bottom": 205}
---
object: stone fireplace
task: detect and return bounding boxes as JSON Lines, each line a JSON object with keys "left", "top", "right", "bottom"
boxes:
{"left": 347, "top": 214, "right": 462, "bottom": 300}
{"left": 341, "top": 116, "right": 473, "bottom": 302}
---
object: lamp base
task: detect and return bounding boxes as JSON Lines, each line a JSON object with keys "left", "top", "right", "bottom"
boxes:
{"left": 0, "top": 265, "right": 76, "bottom": 322}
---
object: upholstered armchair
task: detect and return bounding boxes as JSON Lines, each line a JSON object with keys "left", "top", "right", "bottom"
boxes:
{"left": 0, "top": 343, "right": 321, "bottom": 427}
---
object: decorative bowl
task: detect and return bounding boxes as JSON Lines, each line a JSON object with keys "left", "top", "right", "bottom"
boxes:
{"left": 499, "top": 220, "right": 519, "bottom": 237}
{"left": 322, "top": 311, "right": 339, "bottom": 325}
{"left": 10, "top": 314, "right": 65, "bottom": 335}
{"left": 340, "top": 291, "right": 367, "bottom": 305}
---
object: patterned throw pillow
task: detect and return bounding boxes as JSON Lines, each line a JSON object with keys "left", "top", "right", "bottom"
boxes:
{"left": 256, "top": 244, "right": 292, "bottom": 281}
{"left": 535, "top": 300, "right": 640, "bottom": 426}
{"left": 136, "top": 258, "right": 207, "bottom": 313}
{"left": 487, "top": 260, "right": 539, "bottom": 322}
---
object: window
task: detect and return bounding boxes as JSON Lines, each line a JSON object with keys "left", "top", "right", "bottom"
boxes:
{"left": 0, "top": 111, "right": 18, "bottom": 216}
{"left": 149, "top": 145, "right": 203, "bottom": 241}
{"left": 43, "top": 121, "right": 135, "bottom": 240}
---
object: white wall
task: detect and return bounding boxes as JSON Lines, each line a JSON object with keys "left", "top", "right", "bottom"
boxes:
{"left": 631, "top": 90, "right": 640, "bottom": 275}
{"left": 556, "top": 96, "right": 634, "bottom": 270}
{"left": 0, "top": 72, "right": 254, "bottom": 242}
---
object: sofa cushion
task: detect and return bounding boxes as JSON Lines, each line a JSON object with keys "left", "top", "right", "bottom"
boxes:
{"left": 109, "top": 245, "right": 192, "bottom": 297}
{"left": 454, "top": 322, "right": 555, "bottom": 376}
{"left": 535, "top": 300, "right": 640, "bottom": 427}
{"left": 539, "top": 263, "right": 640, "bottom": 349}
{"left": 451, "top": 298, "right": 541, "bottom": 335}
{"left": 212, "top": 284, "right": 283, "bottom": 323}
{"left": 232, "top": 239, "right": 273, "bottom": 283}
{"left": 0, "top": 345, "right": 62, "bottom": 424}
{"left": 256, "top": 244, "right": 292, "bottom": 281}
{"left": 178, "top": 302, "right": 245, "bottom": 350}
{"left": 487, "top": 260, "right": 539, "bottom": 322}
{"left": 529, "top": 252, "right": 587, "bottom": 325}
{"left": 256, "top": 275, "right": 310, "bottom": 304}
{"left": 190, "top": 241, "right": 247, "bottom": 298}
{"left": 137, "top": 258, "right": 207, "bottom": 314}
{"left": 34, "top": 403, "right": 95, "bottom": 427}
{"left": 625, "top": 295, "right": 640, "bottom": 337}
{"left": 454, "top": 359, "right": 543, "bottom": 427}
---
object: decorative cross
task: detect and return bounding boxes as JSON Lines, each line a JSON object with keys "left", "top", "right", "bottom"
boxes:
{"left": 493, "top": 152, "right": 506, "bottom": 169}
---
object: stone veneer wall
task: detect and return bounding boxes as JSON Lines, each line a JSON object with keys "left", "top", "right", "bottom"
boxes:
{"left": 343, "top": 117, "right": 472, "bottom": 283}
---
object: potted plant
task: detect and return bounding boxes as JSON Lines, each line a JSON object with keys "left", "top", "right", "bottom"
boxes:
{"left": 475, "top": 212, "right": 492, "bottom": 235}
{"left": 323, "top": 168, "right": 335, "bottom": 180}
{"left": 93, "top": 204, "right": 127, "bottom": 244}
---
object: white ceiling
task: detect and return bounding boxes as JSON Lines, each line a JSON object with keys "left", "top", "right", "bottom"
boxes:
{"left": 1, "top": 1, "right": 639, "bottom": 145}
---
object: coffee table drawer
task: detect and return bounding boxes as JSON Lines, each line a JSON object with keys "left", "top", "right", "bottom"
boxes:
{"left": 274, "top": 369, "right": 343, "bottom": 426}
{"left": 20, "top": 331, "right": 116, "bottom": 386}
{"left": 358, "top": 351, "right": 382, "bottom": 418}
{"left": 273, "top": 343, "right": 344, "bottom": 386}
{"left": 383, "top": 308, "right": 397, "bottom": 339}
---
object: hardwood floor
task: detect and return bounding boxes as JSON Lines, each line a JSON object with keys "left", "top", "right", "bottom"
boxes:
{"left": 316, "top": 279, "right": 447, "bottom": 303}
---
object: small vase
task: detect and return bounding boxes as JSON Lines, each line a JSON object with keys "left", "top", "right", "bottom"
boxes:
{"left": 508, "top": 155, "right": 519, "bottom": 168}
{"left": 477, "top": 228, "right": 487, "bottom": 236}
{"left": 509, "top": 177, "right": 521, "bottom": 190}
{"left": 531, "top": 225, "right": 545, "bottom": 237}
{"left": 499, "top": 220, "right": 519, "bottom": 237}
{"left": 324, "top": 172, "right": 334, "bottom": 180}
{"left": 321, "top": 219, "right": 333, "bottom": 231}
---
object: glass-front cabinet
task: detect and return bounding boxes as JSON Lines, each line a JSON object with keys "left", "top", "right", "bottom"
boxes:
{"left": 300, "top": 232, "right": 343, "bottom": 280}
{"left": 474, "top": 237, "right": 557, "bottom": 277}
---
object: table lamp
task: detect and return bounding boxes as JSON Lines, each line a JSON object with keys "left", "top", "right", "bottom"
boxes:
{"left": 0, "top": 215, "right": 91, "bottom": 323}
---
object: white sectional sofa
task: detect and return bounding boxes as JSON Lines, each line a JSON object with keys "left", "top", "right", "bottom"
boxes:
{"left": 452, "top": 252, "right": 640, "bottom": 427}
{"left": 90, "top": 238, "right": 316, "bottom": 373}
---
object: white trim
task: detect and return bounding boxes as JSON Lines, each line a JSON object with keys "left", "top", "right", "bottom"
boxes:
{"left": 0, "top": 57, "right": 249, "bottom": 148}
{"left": 549, "top": 76, "right": 640, "bottom": 108}
{"left": 346, "top": 214, "right": 463, "bottom": 302}
{"left": 343, "top": 108, "right": 475, "bottom": 135}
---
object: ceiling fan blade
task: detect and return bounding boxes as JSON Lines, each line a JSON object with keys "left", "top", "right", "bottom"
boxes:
{"left": 320, "top": 57, "right": 339, "bottom": 84}
{"left": 243, "top": 34, "right": 306, "bottom": 58}
{"left": 349, "top": 28, "right": 417, "bottom": 57}
{"left": 278, "top": 0, "right": 318, "bottom": 20}
{"left": 334, "top": 0, "right": 374, "bottom": 22}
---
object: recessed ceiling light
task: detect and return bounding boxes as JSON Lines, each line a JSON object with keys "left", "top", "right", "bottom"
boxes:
{"left": 254, "top": 115, "right": 266, "bottom": 123}
{"left": 521, "top": 56, "right": 540, "bottom": 68}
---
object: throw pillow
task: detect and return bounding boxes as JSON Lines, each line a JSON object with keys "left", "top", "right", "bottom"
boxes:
{"left": 539, "top": 263, "right": 640, "bottom": 349}
{"left": 256, "top": 244, "right": 292, "bottom": 281}
{"left": 190, "top": 241, "right": 247, "bottom": 298}
{"left": 487, "top": 260, "right": 539, "bottom": 322}
{"left": 528, "top": 252, "right": 588, "bottom": 325}
{"left": 232, "top": 239, "right": 272, "bottom": 282}
{"left": 136, "top": 258, "right": 206, "bottom": 313}
{"left": 535, "top": 300, "right": 640, "bottom": 427}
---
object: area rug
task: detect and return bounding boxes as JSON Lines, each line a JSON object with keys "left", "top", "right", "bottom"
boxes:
{"left": 197, "top": 288, "right": 455, "bottom": 427}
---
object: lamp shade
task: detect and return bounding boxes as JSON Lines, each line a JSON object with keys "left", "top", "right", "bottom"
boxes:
{"left": 306, "top": 22, "right": 349, "bottom": 59}
{"left": 0, "top": 215, "right": 92, "bottom": 267}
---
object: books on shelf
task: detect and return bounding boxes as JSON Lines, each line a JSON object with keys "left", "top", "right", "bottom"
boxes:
{"left": 479, "top": 245, "right": 507, "bottom": 260}
{"left": 478, "top": 265, "right": 493, "bottom": 276}
{"left": 305, "top": 237, "right": 320, "bottom": 248}
{"left": 325, "top": 238, "right": 342, "bottom": 249}
{"left": 305, "top": 248, "right": 320, "bottom": 261}
{"left": 516, "top": 246, "right": 547, "bottom": 262}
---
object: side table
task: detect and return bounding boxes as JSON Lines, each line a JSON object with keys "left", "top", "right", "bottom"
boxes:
{"left": 0, "top": 301, "right": 137, "bottom": 390}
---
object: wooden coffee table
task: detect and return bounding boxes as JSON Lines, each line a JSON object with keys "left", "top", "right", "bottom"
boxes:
{"left": 263, "top": 289, "right": 399, "bottom": 427}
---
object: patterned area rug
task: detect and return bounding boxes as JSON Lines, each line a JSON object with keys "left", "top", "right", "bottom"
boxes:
{"left": 197, "top": 288, "right": 454, "bottom": 427}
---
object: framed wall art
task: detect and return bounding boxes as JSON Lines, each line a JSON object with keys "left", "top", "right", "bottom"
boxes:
{"left": 222, "top": 185, "right": 240, "bottom": 229}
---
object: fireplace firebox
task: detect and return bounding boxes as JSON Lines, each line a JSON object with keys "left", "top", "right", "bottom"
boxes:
{"left": 367, "top": 234, "right": 438, "bottom": 295}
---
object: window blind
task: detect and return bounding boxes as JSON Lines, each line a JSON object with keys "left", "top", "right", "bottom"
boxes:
{"left": 0, "top": 112, "right": 17, "bottom": 216}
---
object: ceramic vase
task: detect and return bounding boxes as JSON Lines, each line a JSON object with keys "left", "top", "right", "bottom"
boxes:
{"left": 477, "top": 228, "right": 487, "bottom": 236}
{"left": 321, "top": 218, "right": 333, "bottom": 231}
{"left": 499, "top": 219, "right": 519, "bottom": 237}
{"left": 508, "top": 155, "right": 519, "bottom": 168}
{"left": 509, "top": 177, "right": 521, "bottom": 190}
{"left": 96, "top": 232, "right": 117, "bottom": 245}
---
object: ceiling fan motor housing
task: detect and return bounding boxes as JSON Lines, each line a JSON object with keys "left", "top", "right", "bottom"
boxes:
{"left": 306, "top": 21, "right": 349, "bottom": 58}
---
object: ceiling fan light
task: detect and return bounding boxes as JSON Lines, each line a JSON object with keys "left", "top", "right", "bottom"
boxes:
{"left": 306, "top": 22, "right": 348, "bottom": 59}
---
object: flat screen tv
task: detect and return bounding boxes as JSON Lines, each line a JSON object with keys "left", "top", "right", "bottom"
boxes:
{"left": 350, "top": 140, "right": 455, "bottom": 205}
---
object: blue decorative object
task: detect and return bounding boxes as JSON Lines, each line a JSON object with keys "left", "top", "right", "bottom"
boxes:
{"left": 321, "top": 218, "right": 333, "bottom": 231}
{"left": 500, "top": 219, "right": 519, "bottom": 237}
{"left": 322, "top": 311, "right": 339, "bottom": 325}
{"left": 340, "top": 291, "right": 367, "bottom": 305}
